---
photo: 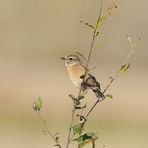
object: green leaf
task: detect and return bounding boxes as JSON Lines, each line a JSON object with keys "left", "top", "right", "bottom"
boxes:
{"left": 95, "top": 16, "right": 106, "bottom": 33}
{"left": 72, "top": 124, "right": 84, "bottom": 135}
{"left": 73, "top": 132, "right": 96, "bottom": 142}
{"left": 78, "top": 95, "right": 85, "bottom": 101}
{"left": 106, "top": 94, "right": 113, "bottom": 99}
{"left": 32, "top": 97, "right": 42, "bottom": 111}
{"left": 37, "top": 97, "right": 42, "bottom": 109}
{"left": 118, "top": 64, "right": 130, "bottom": 76}
{"left": 73, "top": 135, "right": 84, "bottom": 142}
{"left": 74, "top": 133, "right": 98, "bottom": 148}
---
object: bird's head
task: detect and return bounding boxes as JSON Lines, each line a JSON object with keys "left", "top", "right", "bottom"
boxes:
{"left": 61, "top": 54, "right": 81, "bottom": 66}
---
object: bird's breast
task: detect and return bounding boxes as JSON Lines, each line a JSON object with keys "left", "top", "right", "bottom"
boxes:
{"left": 67, "top": 64, "right": 85, "bottom": 88}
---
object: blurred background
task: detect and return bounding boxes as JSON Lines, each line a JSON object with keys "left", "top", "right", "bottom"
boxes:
{"left": 0, "top": 0, "right": 147, "bottom": 147}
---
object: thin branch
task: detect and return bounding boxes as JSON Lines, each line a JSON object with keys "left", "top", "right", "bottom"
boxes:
{"left": 66, "top": 109, "right": 75, "bottom": 148}
{"left": 86, "top": 0, "right": 103, "bottom": 69}
{"left": 36, "top": 111, "right": 62, "bottom": 148}
{"left": 66, "top": 88, "right": 82, "bottom": 148}
{"left": 86, "top": 45, "right": 135, "bottom": 118}
{"left": 65, "top": 1, "right": 103, "bottom": 148}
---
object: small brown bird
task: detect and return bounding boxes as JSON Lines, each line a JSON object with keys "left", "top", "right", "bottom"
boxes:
{"left": 61, "top": 54, "right": 105, "bottom": 99}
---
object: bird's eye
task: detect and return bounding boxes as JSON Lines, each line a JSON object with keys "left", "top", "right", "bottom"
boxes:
{"left": 69, "top": 58, "right": 73, "bottom": 60}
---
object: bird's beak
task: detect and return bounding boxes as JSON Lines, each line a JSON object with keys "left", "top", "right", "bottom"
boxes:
{"left": 61, "top": 57, "right": 66, "bottom": 60}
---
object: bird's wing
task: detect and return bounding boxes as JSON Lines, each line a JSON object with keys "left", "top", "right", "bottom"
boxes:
{"left": 83, "top": 73, "right": 101, "bottom": 89}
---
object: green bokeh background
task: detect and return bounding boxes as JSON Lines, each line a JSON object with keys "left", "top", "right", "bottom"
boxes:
{"left": 0, "top": 0, "right": 148, "bottom": 147}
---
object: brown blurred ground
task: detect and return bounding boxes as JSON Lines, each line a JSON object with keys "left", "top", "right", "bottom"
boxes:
{"left": 0, "top": 0, "right": 148, "bottom": 148}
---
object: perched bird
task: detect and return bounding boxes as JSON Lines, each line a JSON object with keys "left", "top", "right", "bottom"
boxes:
{"left": 61, "top": 54, "right": 105, "bottom": 99}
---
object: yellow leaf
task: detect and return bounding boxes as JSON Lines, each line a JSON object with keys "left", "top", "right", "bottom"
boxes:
{"left": 118, "top": 64, "right": 130, "bottom": 76}
{"left": 95, "top": 16, "right": 106, "bottom": 34}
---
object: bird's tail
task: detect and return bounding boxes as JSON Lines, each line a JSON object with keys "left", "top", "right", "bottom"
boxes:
{"left": 92, "top": 87, "right": 105, "bottom": 99}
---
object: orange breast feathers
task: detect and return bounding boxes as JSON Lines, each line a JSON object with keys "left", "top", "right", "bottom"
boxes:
{"left": 67, "top": 64, "right": 85, "bottom": 88}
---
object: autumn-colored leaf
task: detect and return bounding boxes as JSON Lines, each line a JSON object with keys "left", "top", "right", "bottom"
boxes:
{"left": 107, "top": 3, "right": 117, "bottom": 15}
{"left": 95, "top": 16, "right": 106, "bottom": 34}
{"left": 106, "top": 94, "right": 113, "bottom": 99}
{"left": 118, "top": 64, "right": 130, "bottom": 76}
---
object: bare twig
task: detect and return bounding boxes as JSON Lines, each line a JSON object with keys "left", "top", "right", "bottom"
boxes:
{"left": 36, "top": 111, "right": 62, "bottom": 148}
{"left": 86, "top": 0, "right": 103, "bottom": 69}
{"left": 86, "top": 44, "right": 135, "bottom": 118}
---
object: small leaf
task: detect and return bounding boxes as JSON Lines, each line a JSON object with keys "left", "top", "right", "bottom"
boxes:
{"left": 37, "top": 97, "right": 42, "bottom": 110}
{"left": 73, "top": 135, "right": 83, "bottom": 142}
{"left": 75, "top": 104, "right": 87, "bottom": 110}
{"left": 118, "top": 64, "right": 130, "bottom": 76}
{"left": 32, "top": 97, "right": 42, "bottom": 111}
{"left": 107, "top": 3, "right": 117, "bottom": 15}
{"left": 78, "top": 95, "right": 85, "bottom": 101}
{"left": 73, "top": 132, "right": 96, "bottom": 142}
{"left": 74, "top": 133, "right": 98, "bottom": 148}
{"left": 82, "top": 90, "right": 88, "bottom": 96}
{"left": 106, "top": 94, "right": 113, "bottom": 99}
{"left": 72, "top": 124, "right": 84, "bottom": 135}
{"left": 95, "top": 16, "right": 106, "bottom": 34}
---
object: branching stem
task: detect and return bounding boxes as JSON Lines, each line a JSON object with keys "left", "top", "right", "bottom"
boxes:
{"left": 86, "top": 46, "right": 134, "bottom": 118}
{"left": 66, "top": 88, "right": 83, "bottom": 148}
{"left": 36, "top": 111, "right": 62, "bottom": 148}
{"left": 66, "top": 0, "right": 103, "bottom": 147}
{"left": 86, "top": 0, "right": 103, "bottom": 69}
